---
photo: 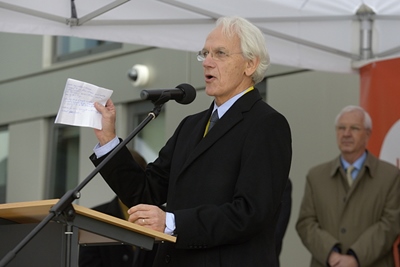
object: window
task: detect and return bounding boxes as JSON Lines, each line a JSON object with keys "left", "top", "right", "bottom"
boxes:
{"left": 0, "top": 127, "right": 8, "bottom": 203}
{"left": 127, "top": 102, "right": 166, "bottom": 163}
{"left": 53, "top": 36, "right": 122, "bottom": 63}
{"left": 46, "top": 122, "right": 79, "bottom": 198}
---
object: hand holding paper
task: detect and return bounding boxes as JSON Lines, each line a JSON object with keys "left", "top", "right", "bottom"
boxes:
{"left": 55, "top": 79, "right": 113, "bottom": 129}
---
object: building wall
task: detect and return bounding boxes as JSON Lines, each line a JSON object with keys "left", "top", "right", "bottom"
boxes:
{"left": 268, "top": 70, "right": 359, "bottom": 266}
{"left": 7, "top": 119, "right": 49, "bottom": 202}
{"left": 0, "top": 32, "right": 360, "bottom": 267}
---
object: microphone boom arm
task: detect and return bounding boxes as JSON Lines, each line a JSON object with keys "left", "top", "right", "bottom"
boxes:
{"left": 0, "top": 102, "right": 165, "bottom": 267}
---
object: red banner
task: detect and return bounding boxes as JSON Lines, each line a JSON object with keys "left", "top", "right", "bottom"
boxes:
{"left": 360, "top": 58, "right": 400, "bottom": 168}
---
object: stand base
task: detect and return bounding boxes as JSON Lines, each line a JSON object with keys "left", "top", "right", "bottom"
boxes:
{"left": 0, "top": 222, "right": 77, "bottom": 267}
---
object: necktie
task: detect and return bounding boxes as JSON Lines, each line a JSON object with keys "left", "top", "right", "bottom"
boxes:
{"left": 346, "top": 165, "right": 354, "bottom": 186}
{"left": 207, "top": 109, "right": 219, "bottom": 133}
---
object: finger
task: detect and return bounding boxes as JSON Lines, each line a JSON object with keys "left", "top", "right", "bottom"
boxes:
{"left": 135, "top": 217, "right": 147, "bottom": 225}
{"left": 128, "top": 204, "right": 151, "bottom": 214}
{"left": 105, "top": 98, "right": 114, "bottom": 107}
{"left": 140, "top": 218, "right": 151, "bottom": 225}
{"left": 129, "top": 213, "right": 149, "bottom": 225}
{"left": 104, "top": 98, "right": 115, "bottom": 111}
{"left": 94, "top": 101, "right": 106, "bottom": 113}
{"left": 128, "top": 208, "right": 148, "bottom": 222}
{"left": 94, "top": 99, "right": 114, "bottom": 113}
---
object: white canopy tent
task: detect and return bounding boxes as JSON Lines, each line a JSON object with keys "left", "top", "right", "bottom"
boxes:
{"left": 1, "top": 3, "right": 400, "bottom": 264}
{"left": 1, "top": 0, "right": 400, "bottom": 73}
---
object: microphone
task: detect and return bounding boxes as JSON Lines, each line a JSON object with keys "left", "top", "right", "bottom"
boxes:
{"left": 140, "top": 83, "right": 196, "bottom": 105}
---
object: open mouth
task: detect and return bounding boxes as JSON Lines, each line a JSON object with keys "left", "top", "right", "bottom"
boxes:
{"left": 205, "top": 74, "right": 215, "bottom": 82}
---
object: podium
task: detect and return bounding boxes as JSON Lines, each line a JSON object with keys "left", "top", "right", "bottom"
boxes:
{"left": 0, "top": 199, "right": 176, "bottom": 267}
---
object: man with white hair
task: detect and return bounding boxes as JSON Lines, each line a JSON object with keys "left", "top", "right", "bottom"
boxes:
{"left": 297, "top": 105, "right": 400, "bottom": 267}
{"left": 91, "top": 16, "right": 292, "bottom": 267}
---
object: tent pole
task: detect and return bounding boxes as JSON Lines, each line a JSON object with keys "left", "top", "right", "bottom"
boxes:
{"left": 357, "top": 4, "right": 374, "bottom": 60}
{"left": 71, "top": 0, "right": 77, "bottom": 19}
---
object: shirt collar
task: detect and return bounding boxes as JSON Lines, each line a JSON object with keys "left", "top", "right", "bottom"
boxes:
{"left": 341, "top": 151, "right": 368, "bottom": 171}
{"left": 212, "top": 86, "right": 254, "bottom": 118}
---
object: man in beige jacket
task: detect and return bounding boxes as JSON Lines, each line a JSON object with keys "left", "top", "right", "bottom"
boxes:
{"left": 297, "top": 105, "right": 400, "bottom": 267}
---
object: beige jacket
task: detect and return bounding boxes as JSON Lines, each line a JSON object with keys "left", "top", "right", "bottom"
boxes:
{"left": 297, "top": 152, "right": 400, "bottom": 267}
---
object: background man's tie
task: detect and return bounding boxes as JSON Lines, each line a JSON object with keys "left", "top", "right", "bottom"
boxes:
{"left": 346, "top": 165, "right": 355, "bottom": 186}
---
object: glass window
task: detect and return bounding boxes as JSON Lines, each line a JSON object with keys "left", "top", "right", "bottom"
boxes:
{"left": 127, "top": 102, "right": 166, "bottom": 163}
{"left": 53, "top": 36, "right": 122, "bottom": 63}
{"left": 46, "top": 122, "right": 79, "bottom": 199}
{"left": 0, "top": 127, "right": 8, "bottom": 204}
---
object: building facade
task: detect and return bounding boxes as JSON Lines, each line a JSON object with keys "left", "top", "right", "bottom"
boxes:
{"left": 0, "top": 32, "right": 359, "bottom": 266}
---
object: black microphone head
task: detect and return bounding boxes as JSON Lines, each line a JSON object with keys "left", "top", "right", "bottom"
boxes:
{"left": 175, "top": 83, "right": 196, "bottom": 105}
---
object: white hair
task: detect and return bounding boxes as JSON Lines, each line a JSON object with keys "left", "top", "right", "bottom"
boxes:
{"left": 216, "top": 16, "right": 270, "bottom": 85}
{"left": 335, "top": 105, "right": 372, "bottom": 130}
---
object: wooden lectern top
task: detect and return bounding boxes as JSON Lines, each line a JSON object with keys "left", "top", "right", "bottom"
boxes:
{"left": 0, "top": 199, "right": 176, "bottom": 243}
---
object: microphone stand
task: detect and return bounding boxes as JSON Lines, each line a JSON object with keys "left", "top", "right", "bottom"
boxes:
{"left": 0, "top": 95, "right": 170, "bottom": 267}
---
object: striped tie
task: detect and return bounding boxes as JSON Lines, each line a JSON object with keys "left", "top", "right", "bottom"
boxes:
{"left": 207, "top": 109, "right": 219, "bottom": 133}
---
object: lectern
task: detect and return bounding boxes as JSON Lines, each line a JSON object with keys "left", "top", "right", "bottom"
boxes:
{"left": 0, "top": 199, "right": 176, "bottom": 267}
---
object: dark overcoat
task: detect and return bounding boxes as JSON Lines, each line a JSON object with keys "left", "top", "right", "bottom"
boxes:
{"left": 91, "top": 89, "right": 292, "bottom": 267}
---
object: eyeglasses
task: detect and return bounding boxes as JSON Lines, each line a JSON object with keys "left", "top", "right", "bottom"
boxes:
{"left": 197, "top": 49, "right": 242, "bottom": 62}
{"left": 336, "top": 125, "right": 365, "bottom": 133}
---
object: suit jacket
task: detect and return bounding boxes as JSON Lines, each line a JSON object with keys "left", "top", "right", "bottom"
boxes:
{"left": 296, "top": 152, "right": 400, "bottom": 267}
{"left": 79, "top": 196, "right": 157, "bottom": 267}
{"left": 91, "top": 89, "right": 292, "bottom": 267}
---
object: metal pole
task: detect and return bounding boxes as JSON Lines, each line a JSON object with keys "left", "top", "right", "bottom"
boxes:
{"left": 357, "top": 4, "right": 375, "bottom": 60}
